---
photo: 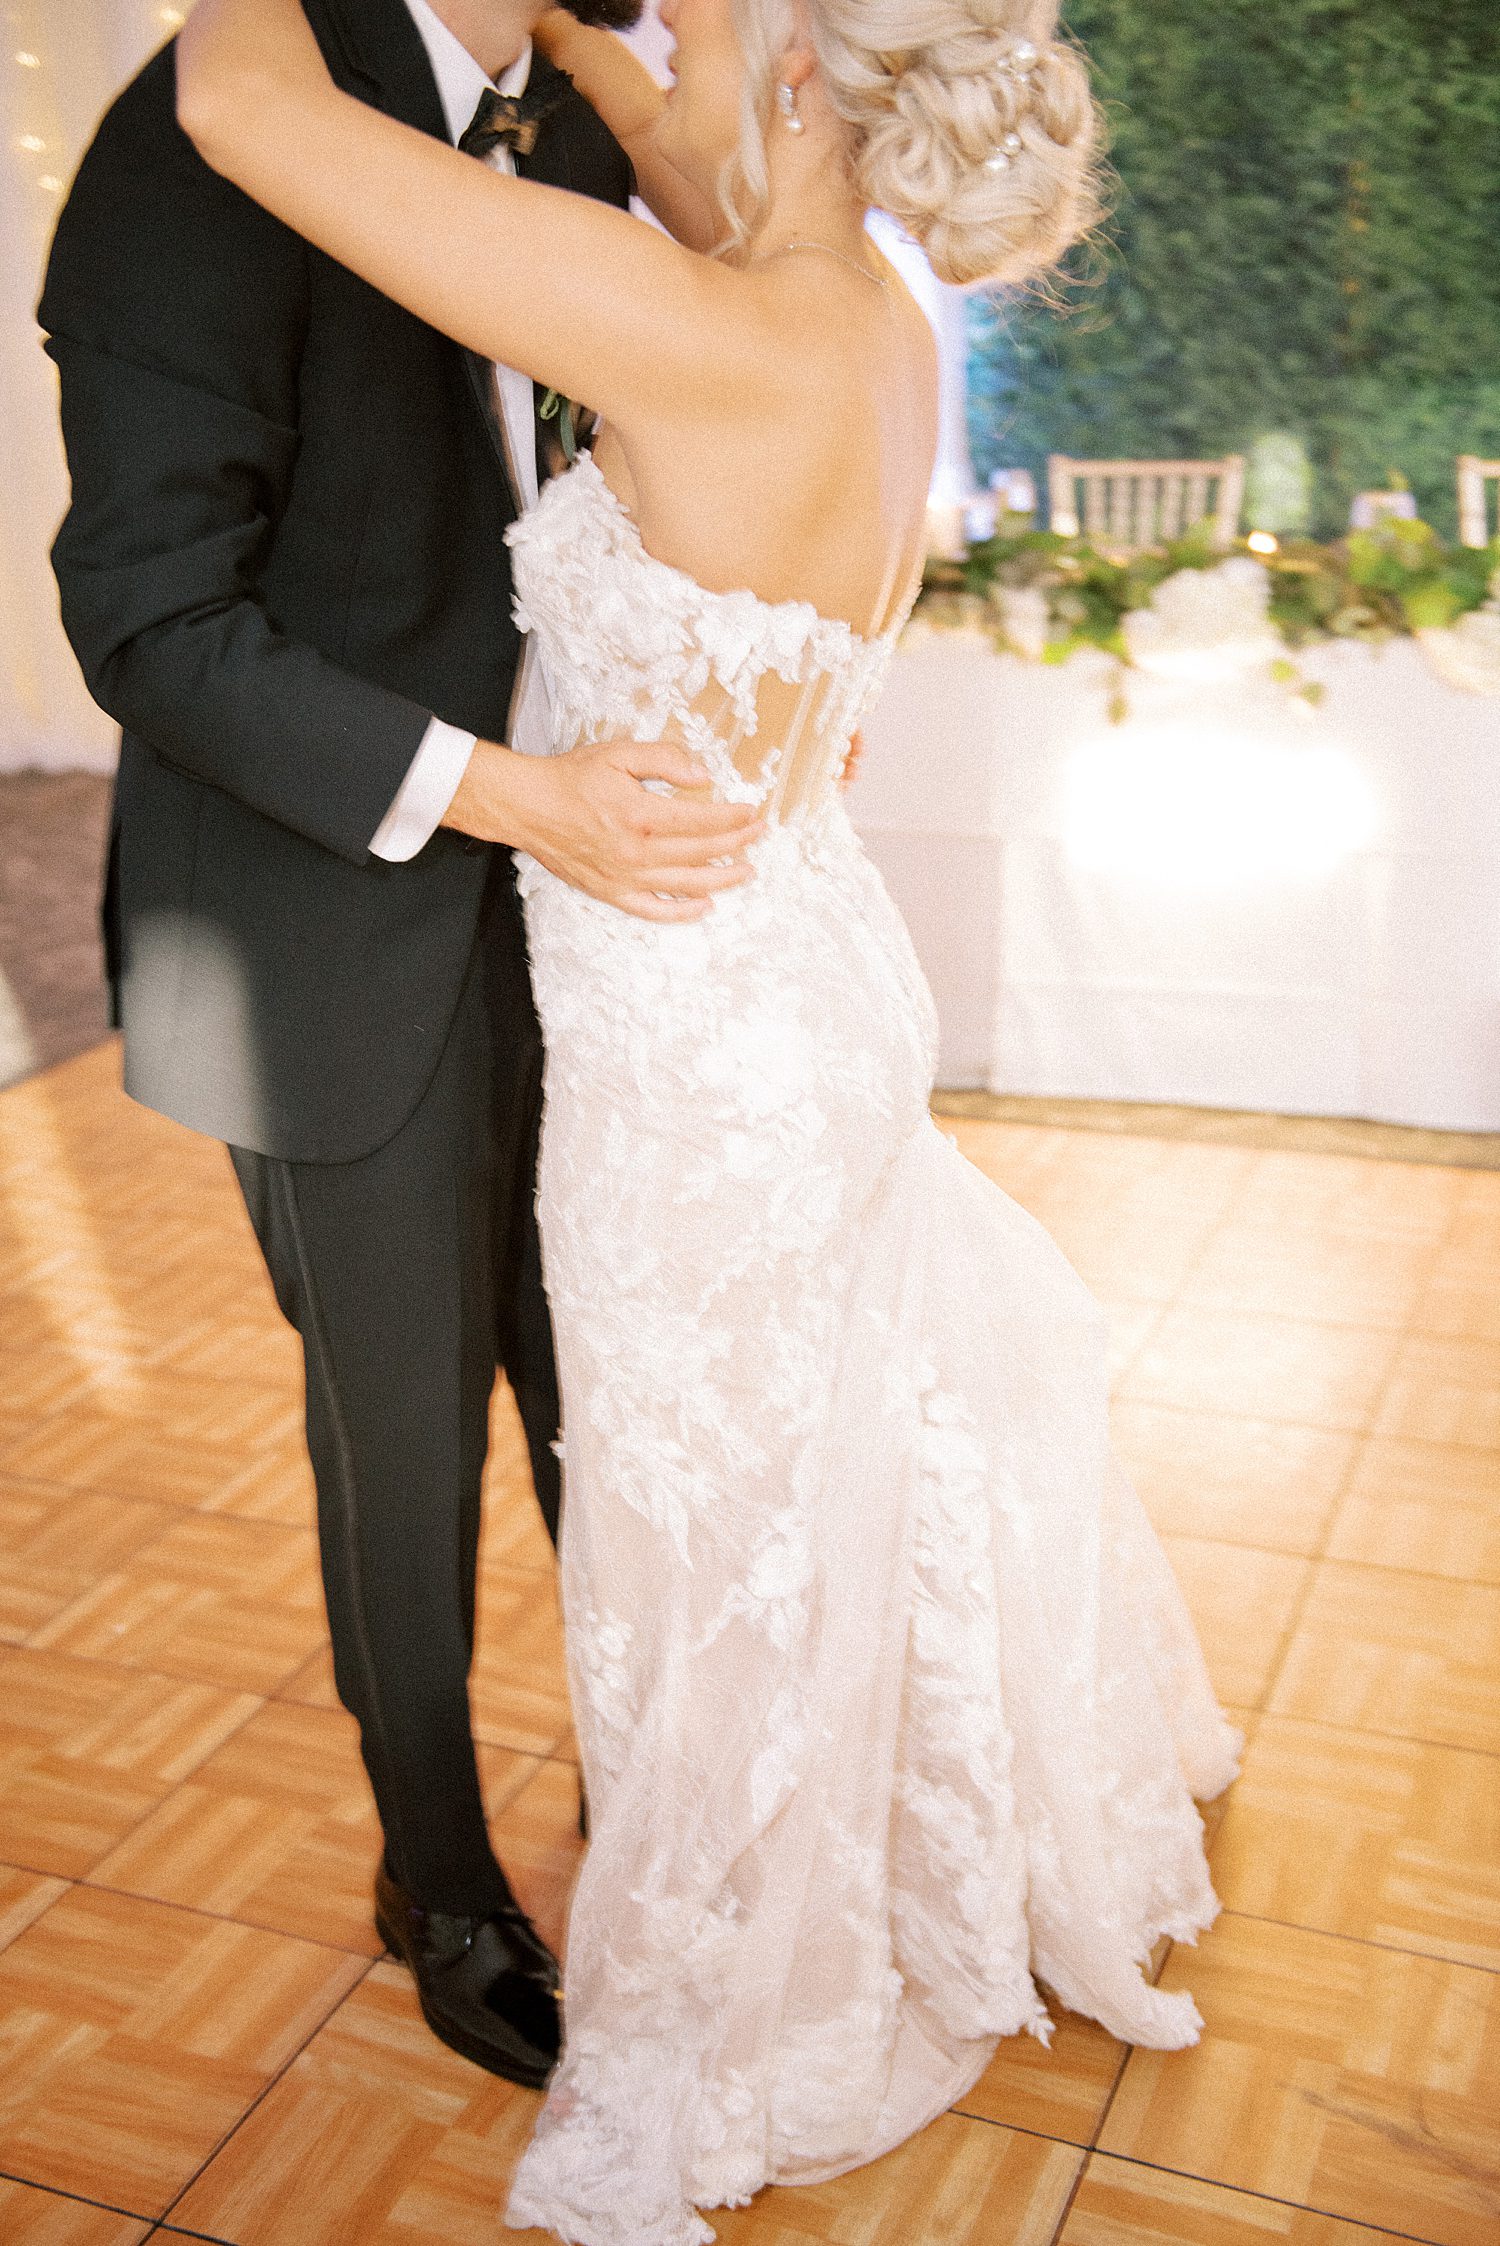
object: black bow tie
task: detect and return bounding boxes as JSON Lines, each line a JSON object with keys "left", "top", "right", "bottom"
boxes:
{"left": 458, "top": 82, "right": 562, "bottom": 162}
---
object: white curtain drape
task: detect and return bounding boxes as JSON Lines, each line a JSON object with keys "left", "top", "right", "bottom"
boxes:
{"left": 2, "top": 0, "right": 177, "bottom": 771}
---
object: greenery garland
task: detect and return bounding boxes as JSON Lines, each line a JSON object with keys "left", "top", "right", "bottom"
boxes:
{"left": 914, "top": 515, "right": 1500, "bottom": 681}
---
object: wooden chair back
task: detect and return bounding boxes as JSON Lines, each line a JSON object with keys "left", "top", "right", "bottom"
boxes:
{"left": 1457, "top": 456, "right": 1500, "bottom": 547}
{"left": 1047, "top": 454, "right": 1246, "bottom": 553}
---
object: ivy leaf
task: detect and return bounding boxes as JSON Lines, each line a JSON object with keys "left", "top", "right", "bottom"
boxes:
{"left": 540, "top": 388, "right": 578, "bottom": 463}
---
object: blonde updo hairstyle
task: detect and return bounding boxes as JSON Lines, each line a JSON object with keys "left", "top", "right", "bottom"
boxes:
{"left": 725, "top": 0, "right": 1101, "bottom": 288}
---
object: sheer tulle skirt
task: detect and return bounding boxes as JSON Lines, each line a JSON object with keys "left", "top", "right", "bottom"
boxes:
{"left": 505, "top": 806, "right": 1239, "bottom": 2246}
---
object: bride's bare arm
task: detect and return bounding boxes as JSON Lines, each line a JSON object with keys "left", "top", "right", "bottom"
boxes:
{"left": 531, "top": 10, "right": 718, "bottom": 252}
{"left": 175, "top": 0, "right": 770, "bottom": 434}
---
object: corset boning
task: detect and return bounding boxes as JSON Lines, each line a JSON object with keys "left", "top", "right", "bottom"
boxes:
{"left": 506, "top": 454, "right": 904, "bottom": 828}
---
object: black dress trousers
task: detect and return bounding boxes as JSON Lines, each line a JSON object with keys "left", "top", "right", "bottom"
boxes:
{"left": 230, "top": 858, "right": 559, "bottom": 1916}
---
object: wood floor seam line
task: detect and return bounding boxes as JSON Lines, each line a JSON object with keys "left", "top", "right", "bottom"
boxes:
{"left": 24, "top": 1678, "right": 275, "bottom": 1887}
{"left": 1102, "top": 1394, "right": 1500, "bottom": 1455}
{"left": 1258, "top": 1546, "right": 1500, "bottom": 1594}
{"left": 1249, "top": 1527, "right": 1324, "bottom": 1715}
{"left": 1253, "top": 1536, "right": 1330, "bottom": 1714}
{"left": 1216, "top": 1905, "right": 1500, "bottom": 1975}
{"left": 1044, "top": 2151, "right": 1090, "bottom": 2246}
{"left": 1210, "top": 1709, "right": 1500, "bottom": 1764}
{"left": 153, "top": 1955, "right": 381, "bottom": 2233}
{"left": 1073, "top": 2145, "right": 1452, "bottom": 2246}
{"left": 0, "top": 2165, "right": 159, "bottom": 2223}
{"left": 72, "top": 1872, "right": 383, "bottom": 1957}
{"left": 4, "top": 1044, "right": 1498, "bottom": 2241}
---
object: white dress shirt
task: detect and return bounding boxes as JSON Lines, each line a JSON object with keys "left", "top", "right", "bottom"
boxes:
{"left": 370, "top": 0, "right": 552, "bottom": 862}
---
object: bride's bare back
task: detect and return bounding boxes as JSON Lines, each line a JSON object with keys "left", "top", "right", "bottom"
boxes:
{"left": 590, "top": 241, "right": 938, "bottom": 647}
{"left": 584, "top": 239, "right": 939, "bottom": 820}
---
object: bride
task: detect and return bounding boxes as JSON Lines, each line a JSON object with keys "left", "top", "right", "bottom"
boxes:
{"left": 175, "top": 1, "right": 1240, "bottom": 2237}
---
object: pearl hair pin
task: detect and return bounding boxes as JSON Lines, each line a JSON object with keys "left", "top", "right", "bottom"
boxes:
{"left": 986, "top": 37, "right": 1041, "bottom": 171}
{"left": 776, "top": 81, "right": 804, "bottom": 133}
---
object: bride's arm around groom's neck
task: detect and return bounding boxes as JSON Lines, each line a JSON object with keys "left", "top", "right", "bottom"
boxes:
{"left": 531, "top": 8, "right": 720, "bottom": 250}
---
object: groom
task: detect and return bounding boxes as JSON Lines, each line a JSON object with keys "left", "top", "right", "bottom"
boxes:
{"left": 41, "top": 0, "right": 756, "bottom": 2086}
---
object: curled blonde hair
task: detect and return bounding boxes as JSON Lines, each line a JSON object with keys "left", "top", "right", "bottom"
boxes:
{"left": 724, "top": 0, "right": 1101, "bottom": 288}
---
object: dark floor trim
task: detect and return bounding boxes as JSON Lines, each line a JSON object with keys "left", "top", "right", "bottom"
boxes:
{"left": 932, "top": 1089, "right": 1500, "bottom": 1172}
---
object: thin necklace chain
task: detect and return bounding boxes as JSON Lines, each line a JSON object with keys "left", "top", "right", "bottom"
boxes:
{"left": 762, "top": 238, "right": 889, "bottom": 288}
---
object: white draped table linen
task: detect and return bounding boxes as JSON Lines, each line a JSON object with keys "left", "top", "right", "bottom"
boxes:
{"left": 847, "top": 633, "right": 1500, "bottom": 1132}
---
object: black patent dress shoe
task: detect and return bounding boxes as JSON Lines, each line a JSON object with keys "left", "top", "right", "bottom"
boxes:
{"left": 374, "top": 1863, "right": 562, "bottom": 2087}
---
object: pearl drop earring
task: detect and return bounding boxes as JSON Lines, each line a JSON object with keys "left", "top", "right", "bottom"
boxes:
{"left": 776, "top": 81, "right": 804, "bottom": 134}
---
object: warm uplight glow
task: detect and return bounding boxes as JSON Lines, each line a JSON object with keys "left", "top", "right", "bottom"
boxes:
{"left": 14, "top": 49, "right": 41, "bottom": 66}
{"left": 1247, "top": 530, "right": 1280, "bottom": 555}
{"left": 159, "top": 6, "right": 187, "bottom": 25}
{"left": 1128, "top": 642, "right": 1271, "bottom": 686}
{"left": 17, "top": 132, "right": 44, "bottom": 152}
{"left": 1064, "top": 721, "right": 1379, "bottom": 885}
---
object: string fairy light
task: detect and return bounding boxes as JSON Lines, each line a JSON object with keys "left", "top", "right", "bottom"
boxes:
{"left": 9, "top": 0, "right": 63, "bottom": 219}
{"left": 9, "top": 0, "right": 174, "bottom": 224}
{"left": 4, "top": 0, "right": 190, "bottom": 782}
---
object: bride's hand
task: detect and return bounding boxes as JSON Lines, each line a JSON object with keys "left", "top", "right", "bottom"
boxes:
{"left": 532, "top": 11, "right": 581, "bottom": 65}
{"left": 526, "top": 9, "right": 718, "bottom": 250}
{"left": 533, "top": 8, "right": 667, "bottom": 154}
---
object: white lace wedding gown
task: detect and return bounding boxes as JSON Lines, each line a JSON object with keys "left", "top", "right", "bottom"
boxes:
{"left": 501, "top": 453, "right": 1240, "bottom": 2246}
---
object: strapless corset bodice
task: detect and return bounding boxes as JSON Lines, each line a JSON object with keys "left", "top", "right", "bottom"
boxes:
{"left": 506, "top": 454, "right": 906, "bottom": 825}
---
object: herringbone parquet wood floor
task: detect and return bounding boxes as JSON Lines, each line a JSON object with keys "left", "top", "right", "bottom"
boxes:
{"left": 2, "top": 1042, "right": 1497, "bottom": 2244}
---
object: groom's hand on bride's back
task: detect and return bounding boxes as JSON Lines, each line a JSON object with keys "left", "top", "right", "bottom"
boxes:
{"left": 440, "top": 737, "right": 763, "bottom": 922}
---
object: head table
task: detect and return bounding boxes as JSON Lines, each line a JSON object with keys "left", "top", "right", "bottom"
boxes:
{"left": 846, "top": 632, "right": 1500, "bottom": 1133}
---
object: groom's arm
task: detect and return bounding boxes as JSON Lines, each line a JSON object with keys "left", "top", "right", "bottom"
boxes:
{"left": 41, "top": 44, "right": 438, "bottom": 867}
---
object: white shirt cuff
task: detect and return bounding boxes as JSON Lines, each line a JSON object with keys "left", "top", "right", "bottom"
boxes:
{"left": 369, "top": 718, "right": 477, "bottom": 862}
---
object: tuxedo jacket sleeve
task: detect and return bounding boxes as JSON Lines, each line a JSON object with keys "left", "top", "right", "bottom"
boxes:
{"left": 40, "top": 44, "right": 432, "bottom": 867}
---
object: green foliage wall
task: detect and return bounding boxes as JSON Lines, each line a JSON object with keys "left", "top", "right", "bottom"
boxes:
{"left": 969, "top": 1, "right": 1500, "bottom": 538}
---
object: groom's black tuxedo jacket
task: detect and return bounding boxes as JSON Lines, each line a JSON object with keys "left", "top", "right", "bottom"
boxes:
{"left": 40, "top": 0, "right": 632, "bottom": 1162}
